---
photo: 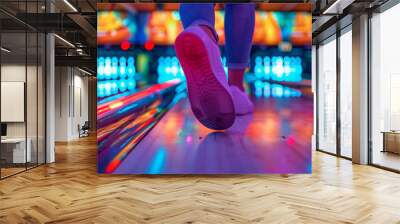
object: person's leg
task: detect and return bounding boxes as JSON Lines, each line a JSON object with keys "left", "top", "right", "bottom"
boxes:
{"left": 224, "top": 3, "right": 255, "bottom": 91}
{"left": 176, "top": 3, "right": 236, "bottom": 130}
{"left": 179, "top": 3, "right": 218, "bottom": 42}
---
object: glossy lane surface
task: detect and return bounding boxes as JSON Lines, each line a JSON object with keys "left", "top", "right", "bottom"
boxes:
{"left": 115, "top": 95, "right": 313, "bottom": 174}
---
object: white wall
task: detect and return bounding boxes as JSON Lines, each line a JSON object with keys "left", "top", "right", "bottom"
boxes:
{"left": 1, "top": 63, "right": 46, "bottom": 163}
{"left": 72, "top": 73, "right": 89, "bottom": 138}
{"left": 55, "top": 67, "right": 70, "bottom": 141}
{"left": 1, "top": 65, "right": 40, "bottom": 138}
{"left": 54, "top": 67, "right": 89, "bottom": 141}
{"left": 1, "top": 65, "right": 26, "bottom": 139}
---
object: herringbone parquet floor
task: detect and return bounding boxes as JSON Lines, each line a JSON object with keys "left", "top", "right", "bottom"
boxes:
{"left": 1, "top": 136, "right": 400, "bottom": 224}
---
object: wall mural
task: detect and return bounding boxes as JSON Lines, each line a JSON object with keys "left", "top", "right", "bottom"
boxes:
{"left": 97, "top": 3, "right": 313, "bottom": 174}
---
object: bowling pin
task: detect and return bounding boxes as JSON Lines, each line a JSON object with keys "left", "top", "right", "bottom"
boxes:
{"left": 119, "top": 57, "right": 127, "bottom": 79}
{"left": 127, "top": 56, "right": 135, "bottom": 78}
{"left": 98, "top": 57, "right": 105, "bottom": 80}
{"left": 254, "top": 56, "right": 263, "bottom": 80}
{"left": 104, "top": 57, "right": 112, "bottom": 80}
{"left": 263, "top": 56, "right": 270, "bottom": 80}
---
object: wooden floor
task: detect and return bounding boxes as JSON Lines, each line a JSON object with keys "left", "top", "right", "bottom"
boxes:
{"left": 1, "top": 167, "right": 26, "bottom": 178}
{"left": 1, "top": 136, "right": 400, "bottom": 224}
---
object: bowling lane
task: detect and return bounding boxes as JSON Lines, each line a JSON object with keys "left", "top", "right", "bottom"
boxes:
{"left": 114, "top": 88, "right": 313, "bottom": 174}
{"left": 97, "top": 81, "right": 186, "bottom": 173}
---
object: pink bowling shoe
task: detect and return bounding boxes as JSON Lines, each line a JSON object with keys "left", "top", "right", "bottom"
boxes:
{"left": 175, "top": 26, "right": 236, "bottom": 130}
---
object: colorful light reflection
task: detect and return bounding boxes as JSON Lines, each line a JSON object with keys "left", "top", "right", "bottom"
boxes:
{"left": 97, "top": 81, "right": 186, "bottom": 173}
{"left": 97, "top": 9, "right": 311, "bottom": 46}
{"left": 254, "top": 56, "right": 303, "bottom": 82}
{"left": 254, "top": 81, "right": 302, "bottom": 98}
{"left": 97, "top": 54, "right": 305, "bottom": 99}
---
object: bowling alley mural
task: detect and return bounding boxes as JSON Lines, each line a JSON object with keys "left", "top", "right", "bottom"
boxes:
{"left": 97, "top": 3, "right": 313, "bottom": 174}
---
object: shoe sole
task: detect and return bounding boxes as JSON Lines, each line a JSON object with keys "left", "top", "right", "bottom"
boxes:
{"left": 175, "top": 29, "right": 235, "bottom": 130}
